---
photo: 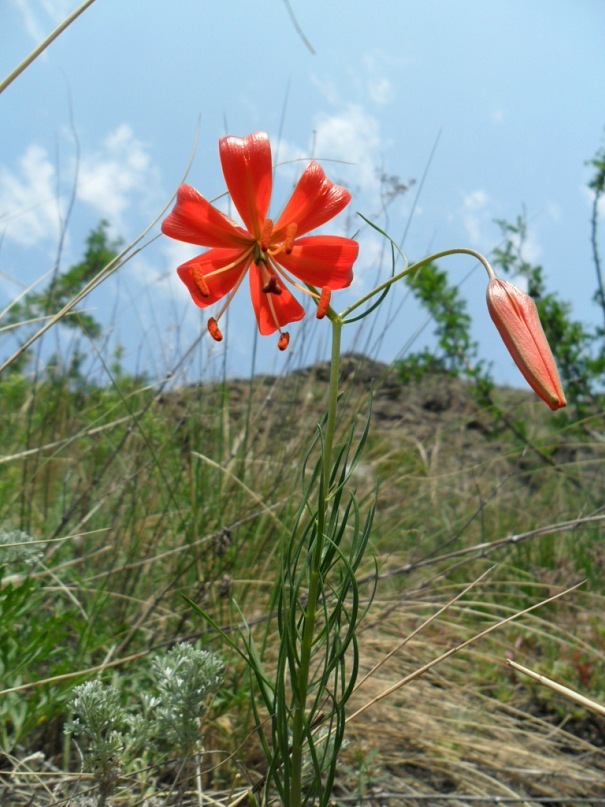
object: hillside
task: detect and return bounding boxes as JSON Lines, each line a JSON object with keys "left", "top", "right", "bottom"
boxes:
{"left": 1, "top": 356, "right": 605, "bottom": 804}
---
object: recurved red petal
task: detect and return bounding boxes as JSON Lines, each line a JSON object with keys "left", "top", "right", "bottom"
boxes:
{"left": 273, "top": 162, "right": 352, "bottom": 239}
{"left": 162, "top": 184, "right": 250, "bottom": 248}
{"left": 487, "top": 278, "right": 566, "bottom": 410}
{"left": 177, "top": 248, "right": 251, "bottom": 308}
{"left": 219, "top": 133, "right": 272, "bottom": 240}
{"left": 276, "top": 236, "right": 358, "bottom": 289}
{"left": 249, "top": 263, "right": 306, "bottom": 335}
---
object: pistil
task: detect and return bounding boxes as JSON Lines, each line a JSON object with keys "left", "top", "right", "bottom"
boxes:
{"left": 262, "top": 275, "right": 282, "bottom": 295}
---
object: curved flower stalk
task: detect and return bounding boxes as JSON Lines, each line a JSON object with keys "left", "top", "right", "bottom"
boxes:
{"left": 162, "top": 132, "right": 359, "bottom": 349}
{"left": 341, "top": 241, "right": 566, "bottom": 411}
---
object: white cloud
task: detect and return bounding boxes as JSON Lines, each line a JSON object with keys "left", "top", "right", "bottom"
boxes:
{"left": 546, "top": 201, "right": 561, "bottom": 223}
{"left": 459, "top": 190, "right": 547, "bottom": 266}
{"left": 459, "top": 189, "right": 491, "bottom": 247}
{"left": 0, "top": 144, "right": 63, "bottom": 245}
{"left": 362, "top": 53, "right": 395, "bottom": 107}
{"left": 313, "top": 105, "right": 382, "bottom": 200}
{"left": 0, "top": 124, "right": 157, "bottom": 249}
{"left": 268, "top": 107, "right": 383, "bottom": 227}
{"left": 312, "top": 51, "right": 396, "bottom": 116}
{"left": 368, "top": 77, "right": 393, "bottom": 107}
{"left": 464, "top": 189, "right": 490, "bottom": 212}
{"left": 309, "top": 75, "right": 340, "bottom": 106}
{"left": 77, "top": 125, "right": 157, "bottom": 224}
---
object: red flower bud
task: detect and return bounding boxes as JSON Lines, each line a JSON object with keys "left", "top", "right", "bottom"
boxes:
{"left": 486, "top": 278, "right": 566, "bottom": 411}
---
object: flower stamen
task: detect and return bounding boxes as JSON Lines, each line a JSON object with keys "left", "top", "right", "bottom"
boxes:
{"left": 212, "top": 263, "right": 252, "bottom": 326}
{"left": 265, "top": 289, "right": 290, "bottom": 350}
{"left": 284, "top": 222, "right": 297, "bottom": 254}
{"left": 162, "top": 133, "right": 358, "bottom": 341}
{"left": 261, "top": 219, "right": 274, "bottom": 252}
{"left": 316, "top": 287, "right": 331, "bottom": 319}
{"left": 191, "top": 265, "right": 210, "bottom": 297}
{"left": 204, "top": 247, "right": 254, "bottom": 281}
{"left": 208, "top": 317, "right": 223, "bottom": 342}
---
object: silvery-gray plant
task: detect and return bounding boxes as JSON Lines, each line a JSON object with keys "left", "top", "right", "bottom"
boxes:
{"left": 64, "top": 680, "right": 127, "bottom": 807}
{"left": 65, "top": 643, "right": 223, "bottom": 805}
{"left": 150, "top": 642, "right": 224, "bottom": 799}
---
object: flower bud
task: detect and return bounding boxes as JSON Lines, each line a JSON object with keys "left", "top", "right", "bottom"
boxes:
{"left": 486, "top": 278, "right": 566, "bottom": 410}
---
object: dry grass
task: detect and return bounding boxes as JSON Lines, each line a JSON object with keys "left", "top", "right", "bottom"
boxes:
{"left": 338, "top": 582, "right": 605, "bottom": 803}
{"left": 2, "top": 355, "right": 605, "bottom": 804}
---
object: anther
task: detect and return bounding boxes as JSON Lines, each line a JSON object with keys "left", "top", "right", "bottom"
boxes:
{"left": 192, "top": 265, "right": 210, "bottom": 297}
{"left": 284, "top": 222, "right": 297, "bottom": 254}
{"left": 208, "top": 317, "right": 223, "bottom": 342}
{"left": 277, "top": 332, "right": 290, "bottom": 351}
{"left": 261, "top": 219, "right": 274, "bottom": 252}
{"left": 316, "top": 287, "right": 331, "bottom": 319}
{"left": 262, "top": 275, "right": 282, "bottom": 295}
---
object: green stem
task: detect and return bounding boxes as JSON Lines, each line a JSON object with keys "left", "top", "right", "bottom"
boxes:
{"left": 340, "top": 247, "right": 496, "bottom": 321}
{"left": 323, "top": 316, "right": 342, "bottom": 480}
{"left": 287, "top": 247, "right": 493, "bottom": 802}
{"left": 290, "top": 315, "right": 343, "bottom": 807}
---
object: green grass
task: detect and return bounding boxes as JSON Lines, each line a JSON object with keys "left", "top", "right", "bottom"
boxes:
{"left": 1, "top": 357, "right": 605, "bottom": 804}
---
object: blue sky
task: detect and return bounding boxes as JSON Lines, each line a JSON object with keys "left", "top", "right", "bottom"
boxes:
{"left": 1, "top": 0, "right": 605, "bottom": 385}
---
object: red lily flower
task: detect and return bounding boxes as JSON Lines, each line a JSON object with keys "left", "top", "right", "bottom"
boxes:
{"left": 487, "top": 278, "right": 566, "bottom": 410}
{"left": 162, "top": 132, "right": 359, "bottom": 349}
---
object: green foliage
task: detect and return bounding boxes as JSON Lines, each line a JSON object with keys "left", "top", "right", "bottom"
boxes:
{"left": 190, "top": 407, "right": 378, "bottom": 806}
{"left": 3, "top": 220, "right": 121, "bottom": 374}
{"left": 394, "top": 261, "right": 494, "bottom": 401}
{"left": 0, "top": 579, "right": 44, "bottom": 749}
{"left": 588, "top": 140, "right": 605, "bottom": 321}
{"left": 0, "top": 535, "right": 77, "bottom": 752}
{"left": 269, "top": 416, "right": 376, "bottom": 806}
{"left": 588, "top": 149, "right": 605, "bottom": 195}
{"left": 63, "top": 645, "right": 223, "bottom": 804}
{"left": 11, "top": 220, "right": 120, "bottom": 338}
{"left": 339, "top": 744, "right": 379, "bottom": 801}
{"left": 407, "top": 261, "right": 477, "bottom": 374}
{"left": 1, "top": 351, "right": 604, "bottom": 802}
